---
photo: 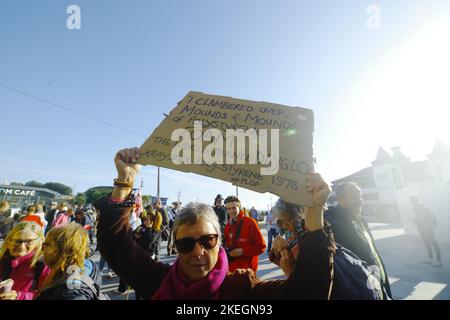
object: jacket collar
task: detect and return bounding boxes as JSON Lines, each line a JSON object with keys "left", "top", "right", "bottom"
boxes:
{"left": 231, "top": 211, "right": 245, "bottom": 225}
{"left": 335, "top": 205, "right": 362, "bottom": 221}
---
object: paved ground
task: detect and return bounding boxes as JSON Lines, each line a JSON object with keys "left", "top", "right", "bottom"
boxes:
{"left": 369, "top": 222, "right": 450, "bottom": 299}
{"left": 2, "top": 222, "right": 449, "bottom": 299}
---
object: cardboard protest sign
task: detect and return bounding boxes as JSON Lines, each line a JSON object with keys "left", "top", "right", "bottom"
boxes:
{"left": 137, "top": 91, "right": 314, "bottom": 207}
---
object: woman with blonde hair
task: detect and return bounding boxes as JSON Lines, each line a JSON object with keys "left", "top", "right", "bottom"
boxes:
{"left": 37, "top": 222, "right": 105, "bottom": 300}
{"left": 0, "top": 221, "right": 50, "bottom": 300}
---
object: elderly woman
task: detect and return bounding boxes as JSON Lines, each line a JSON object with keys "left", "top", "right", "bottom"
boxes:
{"left": 268, "top": 199, "right": 314, "bottom": 276}
{"left": 269, "top": 198, "right": 386, "bottom": 300}
{"left": 0, "top": 221, "right": 50, "bottom": 300}
{"left": 95, "top": 148, "right": 336, "bottom": 300}
{"left": 36, "top": 223, "right": 103, "bottom": 300}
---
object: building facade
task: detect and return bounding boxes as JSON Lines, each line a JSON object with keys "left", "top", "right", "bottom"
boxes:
{"left": 329, "top": 140, "right": 450, "bottom": 243}
{"left": 0, "top": 184, "right": 61, "bottom": 211}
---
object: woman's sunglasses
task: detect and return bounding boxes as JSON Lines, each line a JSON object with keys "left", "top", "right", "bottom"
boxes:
{"left": 174, "top": 234, "right": 219, "bottom": 253}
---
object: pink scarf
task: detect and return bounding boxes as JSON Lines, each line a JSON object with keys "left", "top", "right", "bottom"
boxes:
{"left": 152, "top": 247, "right": 228, "bottom": 300}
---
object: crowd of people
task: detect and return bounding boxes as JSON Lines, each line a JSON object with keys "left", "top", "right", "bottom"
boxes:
{"left": 0, "top": 146, "right": 443, "bottom": 300}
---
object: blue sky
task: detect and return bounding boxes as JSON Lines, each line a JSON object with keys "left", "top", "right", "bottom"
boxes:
{"left": 1, "top": 0, "right": 449, "bottom": 209}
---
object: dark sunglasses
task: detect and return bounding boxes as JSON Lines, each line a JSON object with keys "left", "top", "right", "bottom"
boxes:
{"left": 174, "top": 234, "right": 219, "bottom": 253}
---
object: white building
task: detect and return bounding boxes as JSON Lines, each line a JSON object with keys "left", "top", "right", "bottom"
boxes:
{"left": 330, "top": 140, "right": 450, "bottom": 243}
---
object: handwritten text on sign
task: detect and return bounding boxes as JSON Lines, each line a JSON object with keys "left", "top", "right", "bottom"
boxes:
{"left": 137, "top": 91, "right": 314, "bottom": 207}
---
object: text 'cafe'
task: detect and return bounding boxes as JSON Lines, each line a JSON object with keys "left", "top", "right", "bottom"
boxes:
{"left": 0, "top": 184, "right": 61, "bottom": 209}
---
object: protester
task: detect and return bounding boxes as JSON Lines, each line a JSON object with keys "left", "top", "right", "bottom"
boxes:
{"left": 21, "top": 205, "right": 46, "bottom": 229}
{"left": 410, "top": 196, "right": 442, "bottom": 267}
{"left": 96, "top": 147, "right": 335, "bottom": 300}
{"left": 0, "top": 221, "right": 50, "bottom": 300}
{"left": 270, "top": 198, "right": 385, "bottom": 300}
{"left": 52, "top": 207, "right": 74, "bottom": 228}
{"left": 0, "top": 201, "right": 14, "bottom": 239}
{"left": 37, "top": 223, "right": 104, "bottom": 300}
{"left": 73, "top": 210, "right": 94, "bottom": 244}
{"left": 265, "top": 210, "right": 279, "bottom": 252}
{"left": 134, "top": 208, "right": 162, "bottom": 259}
{"left": 223, "top": 196, "right": 266, "bottom": 272}
{"left": 152, "top": 198, "right": 169, "bottom": 260}
{"left": 44, "top": 202, "right": 59, "bottom": 235}
{"left": 324, "top": 182, "right": 392, "bottom": 299}
{"left": 133, "top": 209, "right": 163, "bottom": 300}
{"left": 167, "top": 201, "right": 180, "bottom": 256}
{"left": 250, "top": 206, "right": 259, "bottom": 221}
{"left": 212, "top": 194, "right": 227, "bottom": 239}
{"left": 34, "top": 204, "right": 48, "bottom": 230}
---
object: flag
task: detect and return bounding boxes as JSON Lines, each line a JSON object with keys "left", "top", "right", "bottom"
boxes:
{"left": 134, "top": 188, "right": 143, "bottom": 218}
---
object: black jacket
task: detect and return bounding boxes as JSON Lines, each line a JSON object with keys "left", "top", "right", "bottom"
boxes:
{"left": 45, "top": 209, "right": 58, "bottom": 225}
{"left": 0, "top": 215, "right": 14, "bottom": 238}
{"left": 413, "top": 204, "right": 438, "bottom": 232}
{"left": 213, "top": 205, "right": 228, "bottom": 236}
{"left": 324, "top": 205, "right": 392, "bottom": 299}
{"left": 37, "top": 259, "right": 103, "bottom": 300}
{"left": 134, "top": 225, "right": 161, "bottom": 256}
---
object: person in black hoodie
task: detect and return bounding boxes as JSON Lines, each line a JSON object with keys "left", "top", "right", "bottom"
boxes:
{"left": 324, "top": 182, "right": 392, "bottom": 299}
{"left": 37, "top": 223, "right": 106, "bottom": 300}
{"left": 212, "top": 194, "right": 227, "bottom": 239}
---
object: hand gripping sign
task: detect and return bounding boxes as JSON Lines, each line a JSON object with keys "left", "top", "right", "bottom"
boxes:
{"left": 137, "top": 91, "right": 315, "bottom": 207}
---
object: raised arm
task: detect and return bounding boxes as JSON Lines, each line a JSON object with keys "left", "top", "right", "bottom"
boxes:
{"left": 96, "top": 148, "right": 170, "bottom": 298}
{"left": 250, "top": 173, "right": 335, "bottom": 299}
{"left": 288, "top": 173, "right": 335, "bottom": 299}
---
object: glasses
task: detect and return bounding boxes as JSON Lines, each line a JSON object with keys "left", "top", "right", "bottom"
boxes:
{"left": 11, "top": 238, "right": 38, "bottom": 246}
{"left": 175, "top": 234, "right": 219, "bottom": 253}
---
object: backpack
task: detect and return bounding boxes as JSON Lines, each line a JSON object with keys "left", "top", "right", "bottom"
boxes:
{"left": 331, "top": 244, "right": 385, "bottom": 300}
{"left": 78, "top": 273, "right": 110, "bottom": 300}
{"left": 160, "top": 225, "right": 170, "bottom": 241}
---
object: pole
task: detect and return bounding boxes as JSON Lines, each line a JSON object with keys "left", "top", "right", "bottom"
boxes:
{"left": 236, "top": 186, "right": 239, "bottom": 197}
{"left": 157, "top": 166, "right": 160, "bottom": 199}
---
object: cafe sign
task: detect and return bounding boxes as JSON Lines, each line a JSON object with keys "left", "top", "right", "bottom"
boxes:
{"left": 0, "top": 188, "right": 36, "bottom": 197}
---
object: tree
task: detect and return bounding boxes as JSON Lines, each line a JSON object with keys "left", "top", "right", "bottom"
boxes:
{"left": 85, "top": 187, "right": 113, "bottom": 204}
{"left": 72, "top": 193, "right": 86, "bottom": 206}
{"left": 10, "top": 182, "right": 24, "bottom": 186}
{"left": 142, "top": 195, "right": 151, "bottom": 206}
{"left": 25, "top": 180, "right": 44, "bottom": 188}
{"left": 43, "top": 182, "right": 73, "bottom": 195}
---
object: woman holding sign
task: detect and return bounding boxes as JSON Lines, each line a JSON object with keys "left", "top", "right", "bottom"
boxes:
{"left": 96, "top": 147, "right": 335, "bottom": 299}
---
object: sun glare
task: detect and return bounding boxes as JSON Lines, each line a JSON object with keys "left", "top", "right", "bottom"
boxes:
{"left": 351, "top": 17, "right": 450, "bottom": 159}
